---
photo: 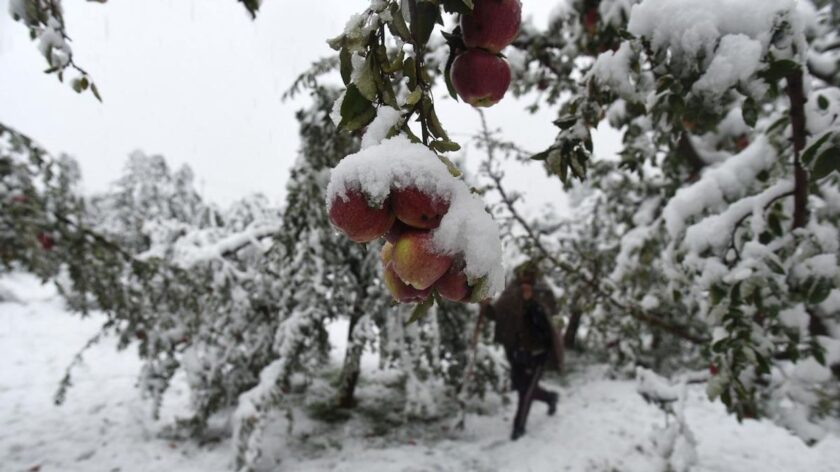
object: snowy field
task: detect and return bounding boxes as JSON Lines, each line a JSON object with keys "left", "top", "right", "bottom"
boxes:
{"left": 1, "top": 273, "right": 839, "bottom": 472}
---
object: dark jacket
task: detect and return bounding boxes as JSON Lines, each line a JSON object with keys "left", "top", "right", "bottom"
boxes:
{"left": 481, "top": 281, "right": 565, "bottom": 372}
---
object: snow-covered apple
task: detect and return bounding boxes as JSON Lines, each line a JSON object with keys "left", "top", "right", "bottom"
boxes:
{"left": 460, "top": 0, "right": 522, "bottom": 54}
{"left": 392, "top": 186, "right": 450, "bottom": 229}
{"left": 450, "top": 49, "right": 512, "bottom": 108}
{"left": 328, "top": 188, "right": 395, "bottom": 243}
{"left": 392, "top": 230, "right": 452, "bottom": 290}
{"left": 434, "top": 264, "right": 470, "bottom": 302}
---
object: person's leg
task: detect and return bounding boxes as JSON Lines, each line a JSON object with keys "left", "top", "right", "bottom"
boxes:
{"left": 525, "top": 353, "right": 558, "bottom": 414}
{"left": 509, "top": 350, "right": 531, "bottom": 440}
{"left": 514, "top": 362, "right": 544, "bottom": 439}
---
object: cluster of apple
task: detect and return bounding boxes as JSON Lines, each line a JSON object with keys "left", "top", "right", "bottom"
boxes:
{"left": 328, "top": 185, "right": 473, "bottom": 304}
{"left": 450, "top": 0, "right": 522, "bottom": 108}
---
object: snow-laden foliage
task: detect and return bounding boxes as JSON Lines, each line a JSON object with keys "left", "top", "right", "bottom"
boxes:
{"left": 501, "top": 0, "right": 840, "bottom": 442}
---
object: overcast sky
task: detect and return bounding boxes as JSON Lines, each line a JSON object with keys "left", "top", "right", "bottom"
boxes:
{"left": 0, "top": 0, "right": 617, "bottom": 214}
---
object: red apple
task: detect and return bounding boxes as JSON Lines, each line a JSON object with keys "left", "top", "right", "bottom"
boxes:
{"left": 328, "top": 189, "right": 395, "bottom": 243}
{"left": 380, "top": 241, "right": 394, "bottom": 266}
{"left": 392, "top": 187, "right": 450, "bottom": 229}
{"left": 583, "top": 8, "right": 599, "bottom": 35}
{"left": 383, "top": 262, "right": 431, "bottom": 303}
{"left": 384, "top": 219, "right": 411, "bottom": 244}
{"left": 392, "top": 231, "right": 453, "bottom": 290}
{"left": 434, "top": 264, "right": 470, "bottom": 302}
{"left": 450, "top": 49, "right": 512, "bottom": 108}
{"left": 37, "top": 232, "right": 54, "bottom": 251}
{"left": 460, "top": 0, "right": 522, "bottom": 54}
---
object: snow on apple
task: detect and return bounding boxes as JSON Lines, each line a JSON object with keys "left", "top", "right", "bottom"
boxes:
{"left": 327, "top": 135, "right": 505, "bottom": 303}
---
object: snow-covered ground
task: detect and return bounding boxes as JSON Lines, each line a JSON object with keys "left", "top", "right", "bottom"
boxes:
{"left": 2, "top": 273, "right": 839, "bottom": 472}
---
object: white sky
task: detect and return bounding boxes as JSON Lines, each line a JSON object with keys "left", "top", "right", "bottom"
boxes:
{"left": 0, "top": 0, "right": 618, "bottom": 214}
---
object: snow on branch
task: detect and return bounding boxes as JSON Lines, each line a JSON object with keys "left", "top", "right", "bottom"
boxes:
{"left": 683, "top": 180, "right": 795, "bottom": 255}
{"left": 663, "top": 136, "right": 778, "bottom": 239}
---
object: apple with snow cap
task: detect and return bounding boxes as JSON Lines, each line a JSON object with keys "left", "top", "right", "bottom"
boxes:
{"left": 328, "top": 188, "right": 395, "bottom": 243}
{"left": 450, "top": 49, "right": 512, "bottom": 108}
{"left": 392, "top": 186, "right": 450, "bottom": 229}
{"left": 392, "top": 230, "right": 453, "bottom": 290}
{"left": 383, "top": 262, "right": 431, "bottom": 303}
{"left": 460, "top": 0, "right": 522, "bottom": 54}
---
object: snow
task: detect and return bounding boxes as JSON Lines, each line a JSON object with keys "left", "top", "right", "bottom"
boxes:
{"left": 683, "top": 180, "right": 794, "bottom": 254}
{"left": 327, "top": 136, "right": 505, "bottom": 296}
{"left": 627, "top": 0, "right": 798, "bottom": 59}
{"left": 664, "top": 135, "right": 778, "bottom": 239}
{"left": 589, "top": 42, "right": 639, "bottom": 100}
{"left": 692, "top": 34, "right": 763, "bottom": 98}
{"left": 3, "top": 274, "right": 840, "bottom": 471}
{"left": 360, "top": 106, "right": 401, "bottom": 150}
{"left": 0, "top": 275, "right": 840, "bottom": 472}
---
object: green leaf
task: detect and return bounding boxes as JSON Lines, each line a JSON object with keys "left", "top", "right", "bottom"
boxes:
{"left": 403, "top": 57, "right": 418, "bottom": 91}
{"left": 468, "top": 276, "right": 490, "bottom": 303}
{"left": 802, "top": 132, "right": 833, "bottom": 166}
{"left": 759, "top": 59, "right": 801, "bottom": 83}
{"left": 437, "top": 154, "right": 463, "bottom": 177}
{"left": 817, "top": 95, "right": 829, "bottom": 110}
{"left": 444, "top": 50, "right": 459, "bottom": 101}
{"left": 442, "top": 0, "right": 473, "bottom": 14}
{"left": 812, "top": 146, "right": 840, "bottom": 180}
{"left": 405, "top": 87, "right": 422, "bottom": 106}
{"left": 387, "top": 3, "right": 412, "bottom": 41}
{"left": 766, "top": 116, "right": 789, "bottom": 134}
{"left": 808, "top": 278, "right": 833, "bottom": 304}
{"left": 742, "top": 97, "right": 758, "bottom": 128}
{"left": 339, "top": 85, "right": 376, "bottom": 131}
{"left": 413, "top": 1, "right": 440, "bottom": 47}
{"left": 90, "top": 82, "right": 102, "bottom": 102}
{"left": 339, "top": 48, "right": 353, "bottom": 85}
{"left": 430, "top": 140, "right": 461, "bottom": 153}
{"left": 405, "top": 296, "right": 435, "bottom": 325}
{"left": 553, "top": 115, "right": 578, "bottom": 130}
{"left": 531, "top": 147, "right": 553, "bottom": 161}
{"left": 354, "top": 55, "right": 379, "bottom": 101}
{"left": 423, "top": 97, "right": 450, "bottom": 141}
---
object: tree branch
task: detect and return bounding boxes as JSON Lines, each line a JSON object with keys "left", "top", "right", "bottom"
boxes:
{"left": 786, "top": 70, "right": 809, "bottom": 229}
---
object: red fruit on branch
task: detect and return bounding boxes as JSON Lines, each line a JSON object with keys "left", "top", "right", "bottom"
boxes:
{"left": 392, "top": 187, "right": 450, "bottom": 229}
{"left": 460, "top": 0, "right": 522, "bottom": 54}
{"left": 384, "top": 219, "right": 410, "bottom": 244}
{"left": 392, "top": 231, "right": 453, "bottom": 290}
{"left": 37, "top": 232, "right": 55, "bottom": 251}
{"left": 380, "top": 241, "right": 394, "bottom": 266}
{"left": 434, "top": 264, "right": 470, "bottom": 302}
{"left": 383, "top": 262, "right": 431, "bottom": 303}
{"left": 328, "top": 189, "right": 395, "bottom": 243}
{"left": 583, "top": 8, "right": 599, "bottom": 35}
{"left": 450, "top": 49, "right": 512, "bottom": 108}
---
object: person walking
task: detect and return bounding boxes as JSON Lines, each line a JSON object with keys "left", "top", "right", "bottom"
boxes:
{"left": 480, "top": 264, "right": 564, "bottom": 440}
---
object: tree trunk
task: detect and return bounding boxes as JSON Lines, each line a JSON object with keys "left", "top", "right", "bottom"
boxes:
{"left": 336, "top": 311, "right": 364, "bottom": 408}
{"left": 564, "top": 309, "right": 583, "bottom": 351}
